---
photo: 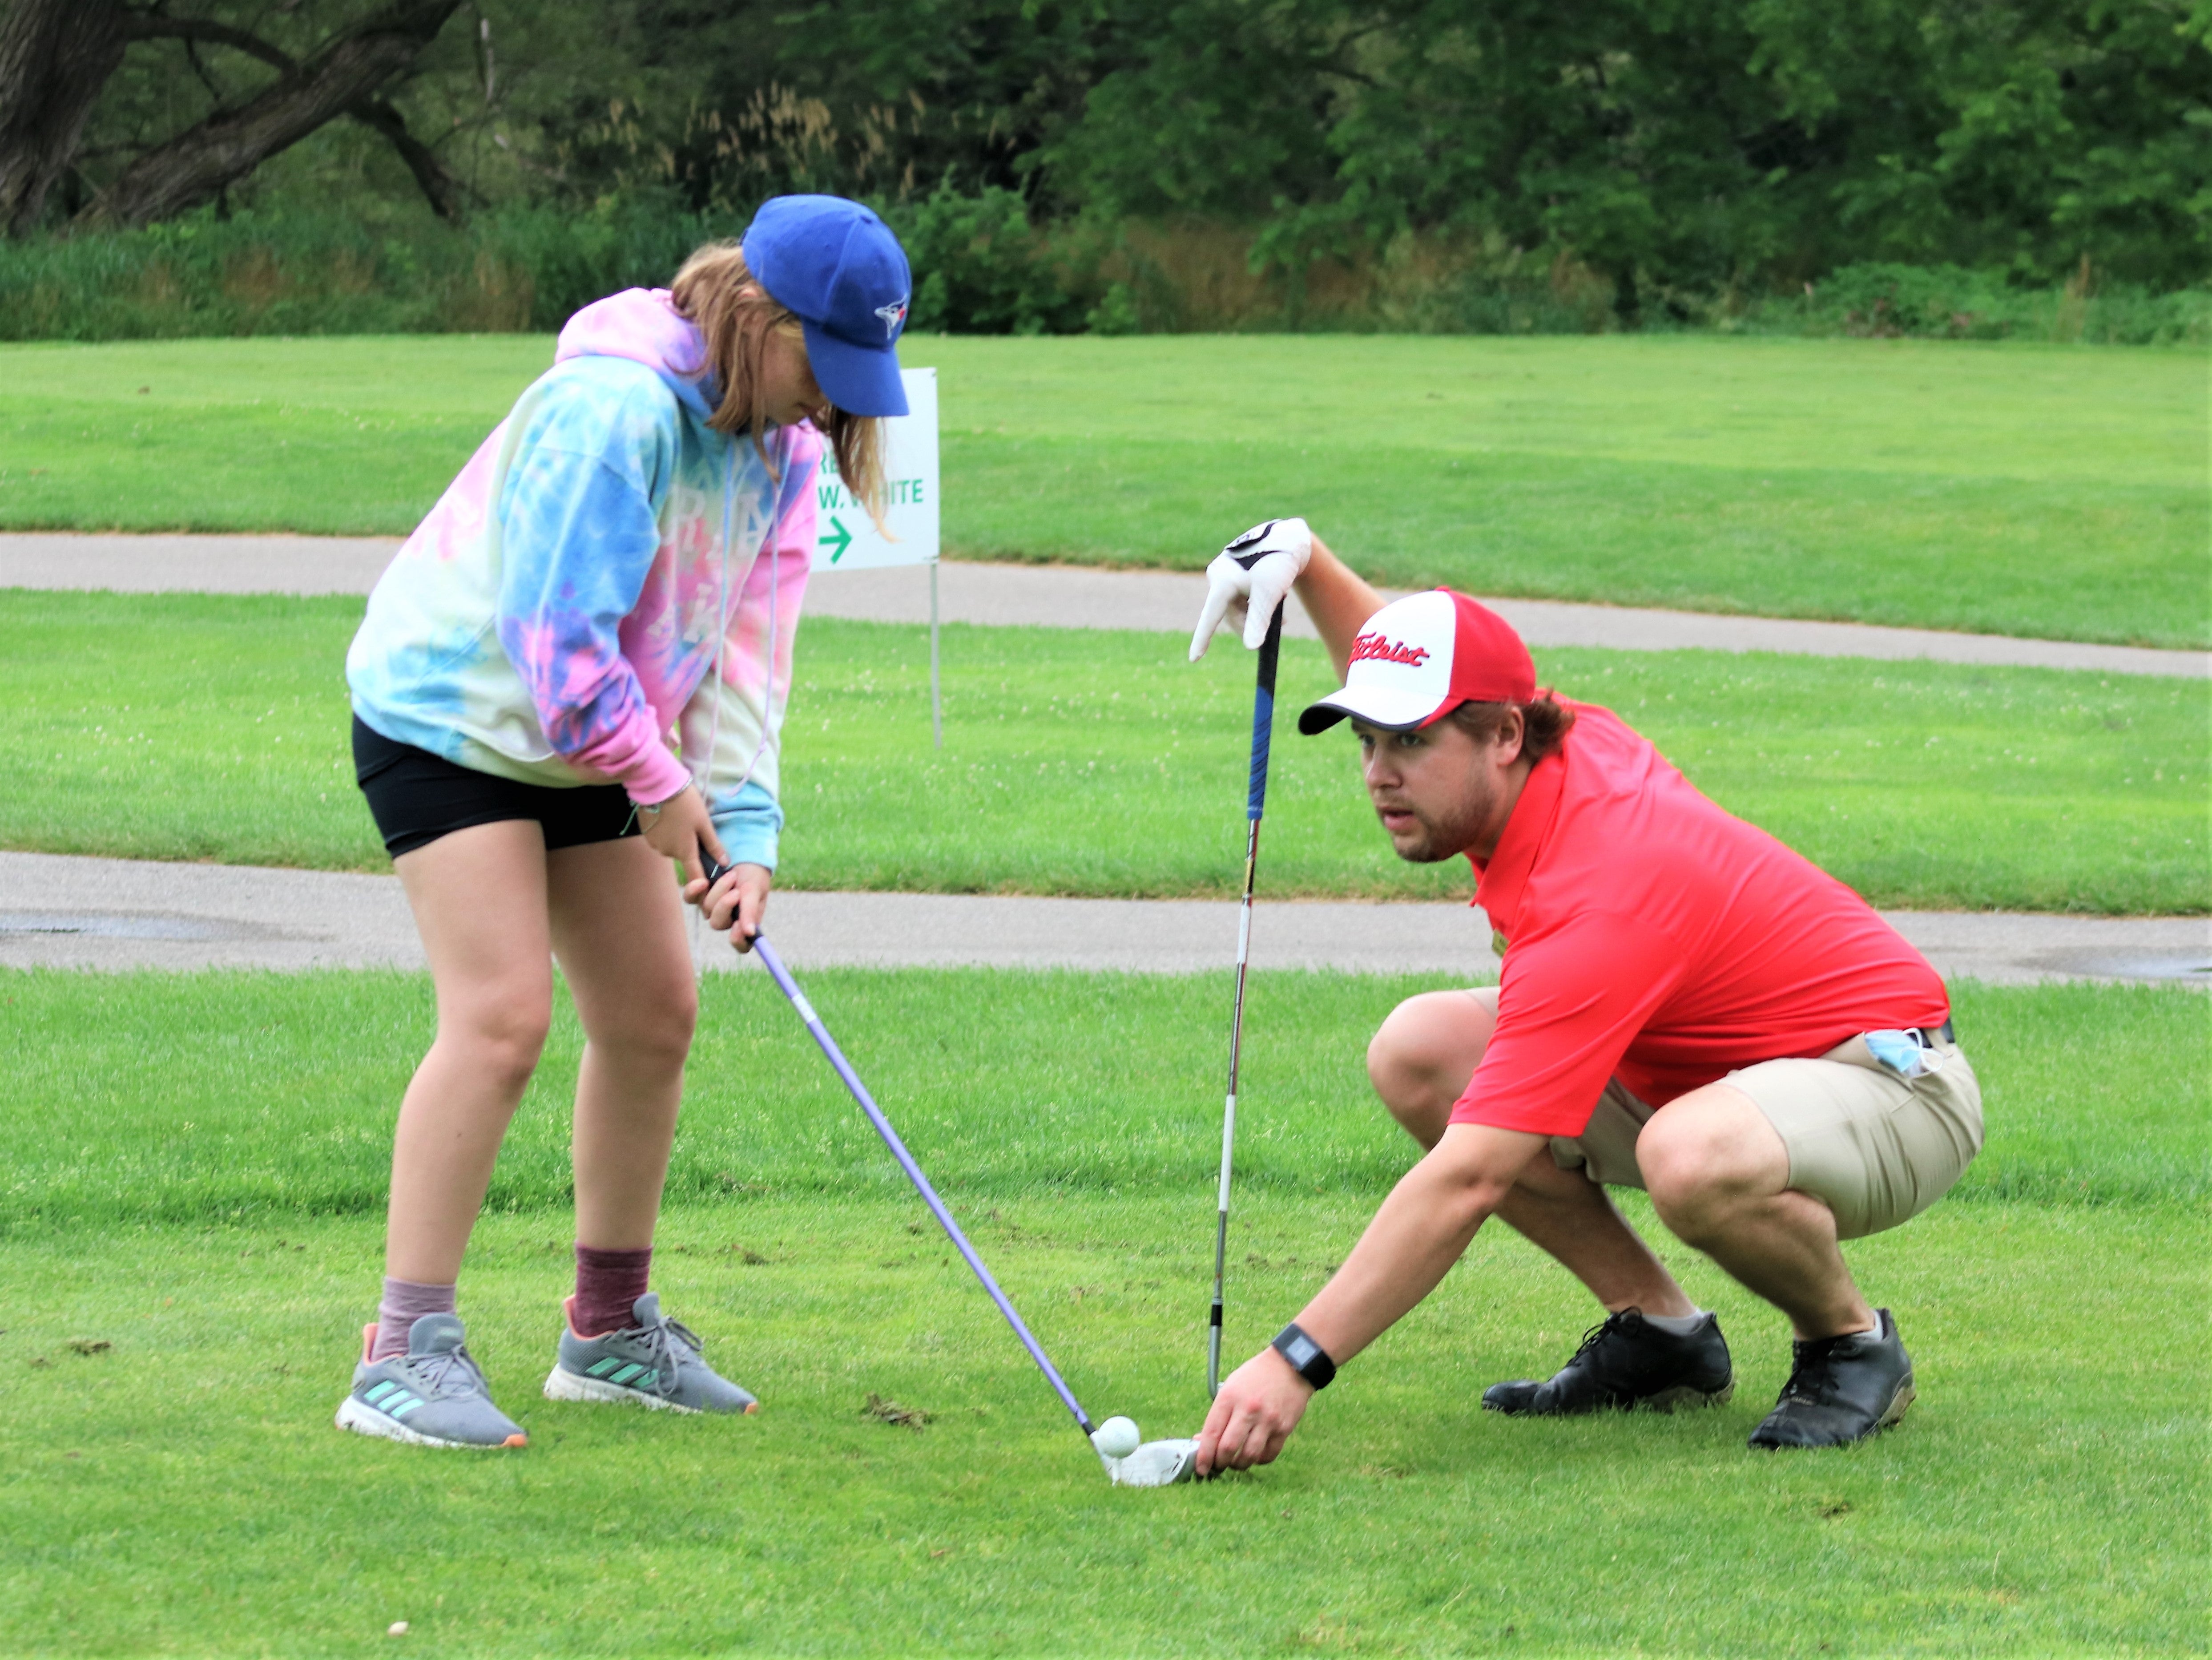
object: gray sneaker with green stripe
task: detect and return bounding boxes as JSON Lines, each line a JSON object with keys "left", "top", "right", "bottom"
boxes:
{"left": 544, "top": 1292, "right": 758, "bottom": 1415}
{"left": 335, "top": 1313, "right": 528, "bottom": 1450}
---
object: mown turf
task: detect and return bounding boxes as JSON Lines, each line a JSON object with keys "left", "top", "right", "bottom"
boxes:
{"left": 2, "top": 592, "right": 2203, "bottom": 913}
{"left": 0, "top": 969, "right": 2203, "bottom": 1656}
{"left": 1, "top": 971, "right": 2202, "bottom": 1236}
{"left": 0, "top": 334, "right": 2201, "bottom": 646}
{"left": 5, "top": 1199, "right": 2203, "bottom": 1658}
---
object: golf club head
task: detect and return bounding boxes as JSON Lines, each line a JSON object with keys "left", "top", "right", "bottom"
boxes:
{"left": 1103, "top": 1437, "right": 1200, "bottom": 1487}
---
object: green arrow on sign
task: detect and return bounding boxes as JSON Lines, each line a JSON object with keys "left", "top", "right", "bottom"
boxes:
{"left": 818, "top": 515, "right": 853, "bottom": 564}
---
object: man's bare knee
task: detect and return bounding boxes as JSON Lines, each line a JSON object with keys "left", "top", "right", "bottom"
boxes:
{"left": 1366, "top": 989, "right": 1496, "bottom": 1148}
{"left": 1638, "top": 1092, "right": 1780, "bottom": 1244}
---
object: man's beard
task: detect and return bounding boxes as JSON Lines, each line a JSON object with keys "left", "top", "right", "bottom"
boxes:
{"left": 1380, "top": 775, "right": 1498, "bottom": 864}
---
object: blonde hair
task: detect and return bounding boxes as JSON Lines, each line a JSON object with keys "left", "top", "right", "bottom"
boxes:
{"left": 669, "top": 241, "right": 887, "bottom": 523}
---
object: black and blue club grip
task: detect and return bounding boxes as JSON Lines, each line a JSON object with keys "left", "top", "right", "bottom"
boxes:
{"left": 1246, "top": 607, "right": 1282, "bottom": 821}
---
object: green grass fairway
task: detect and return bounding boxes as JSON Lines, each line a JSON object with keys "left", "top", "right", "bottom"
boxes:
{"left": 3, "top": 592, "right": 2203, "bottom": 913}
{"left": 7, "top": 1200, "right": 2200, "bottom": 1659}
{"left": 1, "top": 970, "right": 2203, "bottom": 1656}
{"left": 8, "top": 973, "right": 2198, "bottom": 1229}
{"left": 1, "top": 334, "right": 2201, "bottom": 646}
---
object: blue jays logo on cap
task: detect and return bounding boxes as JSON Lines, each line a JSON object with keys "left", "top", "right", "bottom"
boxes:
{"left": 742, "top": 195, "right": 913, "bottom": 418}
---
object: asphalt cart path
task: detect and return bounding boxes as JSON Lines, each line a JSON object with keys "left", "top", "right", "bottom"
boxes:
{"left": 1, "top": 533, "right": 2199, "bottom": 679}
{"left": 4, "top": 852, "right": 2204, "bottom": 985}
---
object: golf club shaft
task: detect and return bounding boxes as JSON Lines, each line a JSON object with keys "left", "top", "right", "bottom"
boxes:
{"left": 1208, "top": 606, "right": 1282, "bottom": 1398}
{"left": 748, "top": 931, "right": 1097, "bottom": 1440}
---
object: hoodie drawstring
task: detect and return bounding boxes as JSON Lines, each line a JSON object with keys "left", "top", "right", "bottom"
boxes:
{"left": 689, "top": 435, "right": 787, "bottom": 973}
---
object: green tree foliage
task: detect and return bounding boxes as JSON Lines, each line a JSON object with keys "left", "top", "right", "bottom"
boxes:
{"left": 10, "top": 0, "right": 2206, "bottom": 327}
{"left": 1741, "top": 0, "right": 2212, "bottom": 286}
{"left": 478, "top": 0, "right": 2205, "bottom": 301}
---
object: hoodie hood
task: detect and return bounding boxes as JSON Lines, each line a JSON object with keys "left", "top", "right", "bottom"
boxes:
{"left": 556, "top": 287, "right": 717, "bottom": 420}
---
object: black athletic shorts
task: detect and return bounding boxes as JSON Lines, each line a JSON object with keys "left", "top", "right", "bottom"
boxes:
{"left": 352, "top": 715, "right": 641, "bottom": 859}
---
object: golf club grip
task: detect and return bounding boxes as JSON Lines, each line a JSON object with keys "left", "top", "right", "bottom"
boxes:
{"left": 697, "top": 856, "right": 762, "bottom": 943}
{"left": 1247, "top": 610, "right": 1282, "bottom": 822}
{"left": 749, "top": 935, "right": 1096, "bottom": 1440}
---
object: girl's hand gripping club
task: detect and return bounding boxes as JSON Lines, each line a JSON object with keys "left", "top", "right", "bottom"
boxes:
{"left": 696, "top": 856, "right": 771, "bottom": 951}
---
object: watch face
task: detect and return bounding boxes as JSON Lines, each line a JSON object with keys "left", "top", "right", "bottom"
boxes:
{"left": 1284, "top": 1334, "right": 1318, "bottom": 1367}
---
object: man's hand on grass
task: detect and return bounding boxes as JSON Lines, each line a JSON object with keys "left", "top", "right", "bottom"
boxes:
{"left": 1196, "top": 1345, "right": 1314, "bottom": 1476}
{"left": 1189, "top": 517, "right": 1313, "bottom": 660}
{"left": 1193, "top": 1125, "right": 1543, "bottom": 1478}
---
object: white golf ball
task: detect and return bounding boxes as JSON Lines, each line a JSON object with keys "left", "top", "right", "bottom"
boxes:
{"left": 1091, "top": 1416, "right": 1141, "bottom": 1459}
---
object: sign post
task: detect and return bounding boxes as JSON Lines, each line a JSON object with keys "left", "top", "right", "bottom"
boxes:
{"left": 811, "top": 367, "right": 942, "bottom": 745}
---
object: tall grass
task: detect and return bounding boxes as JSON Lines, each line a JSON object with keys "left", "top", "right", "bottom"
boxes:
{"left": 0, "top": 198, "right": 711, "bottom": 341}
{"left": 3, "top": 196, "right": 2204, "bottom": 344}
{"left": 1078, "top": 225, "right": 2211, "bottom": 342}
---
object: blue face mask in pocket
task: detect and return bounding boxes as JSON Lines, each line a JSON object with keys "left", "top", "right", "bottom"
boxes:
{"left": 1865, "top": 1029, "right": 1945, "bottom": 1079}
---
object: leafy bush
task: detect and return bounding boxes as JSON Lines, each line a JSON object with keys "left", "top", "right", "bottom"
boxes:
{"left": 0, "top": 197, "right": 742, "bottom": 341}
{"left": 476, "top": 194, "right": 733, "bottom": 329}
{"left": 0, "top": 209, "right": 454, "bottom": 339}
{"left": 1, "top": 202, "right": 2202, "bottom": 346}
{"left": 886, "top": 183, "right": 1096, "bottom": 335}
{"left": 0, "top": 191, "right": 1096, "bottom": 341}
{"left": 1067, "top": 222, "right": 1620, "bottom": 335}
{"left": 1738, "top": 263, "right": 2212, "bottom": 347}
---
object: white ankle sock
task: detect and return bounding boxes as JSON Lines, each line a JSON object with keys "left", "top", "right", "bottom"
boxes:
{"left": 1639, "top": 1308, "right": 1707, "bottom": 1337}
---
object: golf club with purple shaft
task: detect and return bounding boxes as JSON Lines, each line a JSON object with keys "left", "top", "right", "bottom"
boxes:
{"left": 699, "top": 860, "right": 1197, "bottom": 1486}
{"left": 1208, "top": 603, "right": 1282, "bottom": 1400}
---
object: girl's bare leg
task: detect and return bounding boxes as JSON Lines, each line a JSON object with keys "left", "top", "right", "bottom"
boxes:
{"left": 548, "top": 837, "right": 699, "bottom": 1252}
{"left": 384, "top": 820, "right": 555, "bottom": 1283}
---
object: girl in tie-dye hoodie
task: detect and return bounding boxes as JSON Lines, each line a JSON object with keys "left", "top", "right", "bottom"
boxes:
{"left": 337, "top": 198, "right": 915, "bottom": 1452}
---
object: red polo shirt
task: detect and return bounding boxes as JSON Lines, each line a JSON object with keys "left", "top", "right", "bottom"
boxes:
{"left": 1450, "top": 700, "right": 1949, "bottom": 1136}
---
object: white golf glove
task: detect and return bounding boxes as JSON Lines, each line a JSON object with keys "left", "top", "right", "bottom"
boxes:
{"left": 1188, "top": 517, "right": 1313, "bottom": 661}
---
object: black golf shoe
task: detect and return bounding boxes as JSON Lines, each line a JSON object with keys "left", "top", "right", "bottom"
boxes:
{"left": 1483, "top": 1309, "right": 1734, "bottom": 1416}
{"left": 1748, "top": 1308, "right": 1915, "bottom": 1450}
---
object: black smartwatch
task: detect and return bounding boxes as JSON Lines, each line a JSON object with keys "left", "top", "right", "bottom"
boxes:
{"left": 1271, "top": 1321, "right": 1337, "bottom": 1391}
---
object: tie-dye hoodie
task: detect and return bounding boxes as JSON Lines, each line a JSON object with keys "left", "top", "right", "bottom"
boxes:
{"left": 347, "top": 287, "right": 817, "bottom": 869}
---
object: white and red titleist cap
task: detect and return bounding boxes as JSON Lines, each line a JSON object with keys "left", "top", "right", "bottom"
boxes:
{"left": 1298, "top": 588, "right": 1537, "bottom": 735}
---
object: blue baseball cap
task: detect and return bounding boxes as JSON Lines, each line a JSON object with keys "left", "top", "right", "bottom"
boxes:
{"left": 741, "top": 195, "right": 911, "bottom": 418}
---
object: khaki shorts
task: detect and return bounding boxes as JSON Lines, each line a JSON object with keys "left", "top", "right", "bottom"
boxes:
{"left": 1550, "top": 1033, "right": 1984, "bottom": 1240}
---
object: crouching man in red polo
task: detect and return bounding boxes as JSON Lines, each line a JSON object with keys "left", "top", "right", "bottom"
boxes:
{"left": 1187, "top": 520, "right": 1983, "bottom": 1467}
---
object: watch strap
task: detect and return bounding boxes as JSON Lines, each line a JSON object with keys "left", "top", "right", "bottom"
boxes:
{"left": 1271, "top": 1321, "right": 1336, "bottom": 1390}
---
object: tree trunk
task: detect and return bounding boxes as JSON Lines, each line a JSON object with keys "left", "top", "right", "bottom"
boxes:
{"left": 73, "top": 0, "right": 459, "bottom": 231}
{"left": 349, "top": 96, "right": 466, "bottom": 222}
{"left": 0, "top": 0, "right": 129, "bottom": 236}
{"left": 1612, "top": 264, "right": 1641, "bottom": 329}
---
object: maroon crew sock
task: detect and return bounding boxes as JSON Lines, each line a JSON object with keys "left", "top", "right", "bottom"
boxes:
{"left": 371, "top": 1277, "right": 458, "bottom": 1362}
{"left": 571, "top": 1244, "right": 654, "bottom": 1338}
